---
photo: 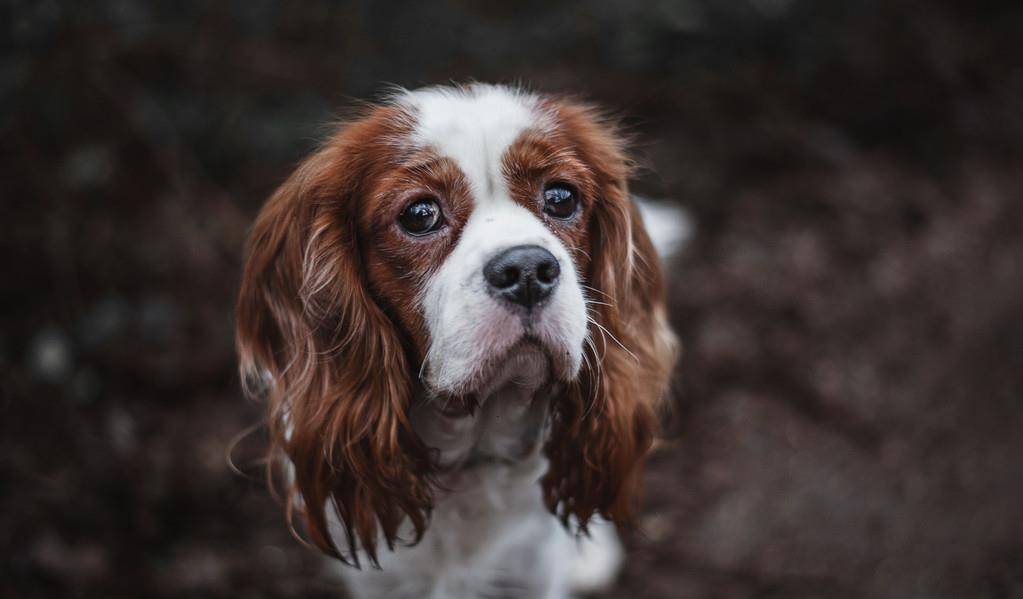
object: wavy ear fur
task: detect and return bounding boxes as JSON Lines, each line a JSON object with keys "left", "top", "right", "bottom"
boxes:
{"left": 543, "top": 102, "right": 679, "bottom": 531}
{"left": 235, "top": 108, "right": 433, "bottom": 567}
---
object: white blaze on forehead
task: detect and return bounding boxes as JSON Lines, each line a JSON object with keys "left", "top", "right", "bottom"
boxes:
{"left": 402, "top": 85, "right": 544, "bottom": 202}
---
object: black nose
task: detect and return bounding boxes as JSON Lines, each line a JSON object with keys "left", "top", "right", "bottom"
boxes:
{"left": 483, "top": 245, "right": 561, "bottom": 310}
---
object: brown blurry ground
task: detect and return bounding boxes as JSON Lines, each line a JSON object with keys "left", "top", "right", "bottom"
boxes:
{"left": 3, "top": 1, "right": 1023, "bottom": 597}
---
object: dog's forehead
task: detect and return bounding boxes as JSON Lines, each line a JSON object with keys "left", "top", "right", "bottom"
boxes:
{"left": 402, "top": 85, "right": 548, "bottom": 202}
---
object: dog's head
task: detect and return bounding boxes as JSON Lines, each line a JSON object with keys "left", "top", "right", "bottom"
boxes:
{"left": 236, "top": 84, "right": 677, "bottom": 565}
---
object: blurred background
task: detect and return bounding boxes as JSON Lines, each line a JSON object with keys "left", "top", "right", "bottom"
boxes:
{"left": 4, "top": 0, "right": 1023, "bottom": 597}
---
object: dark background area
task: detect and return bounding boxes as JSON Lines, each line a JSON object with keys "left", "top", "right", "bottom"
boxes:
{"left": 4, "top": 0, "right": 1023, "bottom": 597}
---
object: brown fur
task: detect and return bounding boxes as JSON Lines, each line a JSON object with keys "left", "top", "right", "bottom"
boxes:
{"left": 537, "top": 101, "right": 678, "bottom": 530}
{"left": 235, "top": 107, "right": 436, "bottom": 567}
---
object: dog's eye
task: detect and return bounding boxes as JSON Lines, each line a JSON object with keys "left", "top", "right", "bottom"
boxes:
{"left": 542, "top": 184, "right": 578, "bottom": 220}
{"left": 398, "top": 198, "right": 443, "bottom": 236}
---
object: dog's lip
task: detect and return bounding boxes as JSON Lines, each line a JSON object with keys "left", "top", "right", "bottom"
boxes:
{"left": 430, "top": 393, "right": 479, "bottom": 418}
{"left": 453, "top": 336, "right": 556, "bottom": 396}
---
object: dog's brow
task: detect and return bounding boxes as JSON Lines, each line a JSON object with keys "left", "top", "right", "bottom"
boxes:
{"left": 397, "top": 152, "right": 444, "bottom": 173}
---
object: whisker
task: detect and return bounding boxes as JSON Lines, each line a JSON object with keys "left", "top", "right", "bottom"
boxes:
{"left": 580, "top": 347, "right": 594, "bottom": 383}
{"left": 591, "top": 318, "right": 639, "bottom": 363}
{"left": 581, "top": 284, "right": 616, "bottom": 302}
{"left": 585, "top": 315, "right": 609, "bottom": 362}
{"left": 418, "top": 347, "right": 432, "bottom": 382}
{"left": 582, "top": 334, "right": 600, "bottom": 376}
{"left": 565, "top": 243, "right": 591, "bottom": 261}
{"left": 581, "top": 332, "right": 603, "bottom": 418}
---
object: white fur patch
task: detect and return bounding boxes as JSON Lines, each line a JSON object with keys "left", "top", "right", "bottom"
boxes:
{"left": 568, "top": 518, "right": 625, "bottom": 594}
{"left": 404, "top": 84, "right": 545, "bottom": 202}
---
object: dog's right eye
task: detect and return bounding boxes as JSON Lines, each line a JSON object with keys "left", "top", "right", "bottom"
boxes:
{"left": 398, "top": 198, "right": 443, "bottom": 236}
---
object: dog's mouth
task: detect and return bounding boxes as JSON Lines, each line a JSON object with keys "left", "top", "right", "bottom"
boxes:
{"left": 427, "top": 337, "right": 559, "bottom": 417}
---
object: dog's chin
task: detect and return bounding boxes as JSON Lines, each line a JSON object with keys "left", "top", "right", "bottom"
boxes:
{"left": 429, "top": 337, "right": 579, "bottom": 417}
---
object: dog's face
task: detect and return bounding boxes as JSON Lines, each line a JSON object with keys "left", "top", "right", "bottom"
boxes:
{"left": 363, "top": 88, "right": 593, "bottom": 400}
{"left": 236, "top": 85, "right": 676, "bottom": 565}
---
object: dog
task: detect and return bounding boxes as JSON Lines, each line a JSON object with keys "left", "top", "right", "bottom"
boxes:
{"left": 235, "top": 83, "right": 679, "bottom": 598}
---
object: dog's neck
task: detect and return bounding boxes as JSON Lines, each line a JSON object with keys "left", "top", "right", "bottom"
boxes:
{"left": 411, "top": 345, "right": 555, "bottom": 472}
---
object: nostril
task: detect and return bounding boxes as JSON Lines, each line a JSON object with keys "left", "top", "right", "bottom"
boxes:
{"left": 498, "top": 266, "right": 520, "bottom": 289}
{"left": 536, "top": 260, "right": 560, "bottom": 285}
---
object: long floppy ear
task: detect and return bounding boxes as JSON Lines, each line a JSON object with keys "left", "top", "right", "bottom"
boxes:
{"left": 543, "top": 102, "right": 679, "bottom": 531}
{"left": 235, "top": 109, "right": 433, "bottom": 567}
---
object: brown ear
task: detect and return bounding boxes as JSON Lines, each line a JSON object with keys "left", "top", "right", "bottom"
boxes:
{"left": 542, "top": 103, "right": 678, "bottom": 531}
{"left": 235, "top": 110, "right": 433, "bottom": 567}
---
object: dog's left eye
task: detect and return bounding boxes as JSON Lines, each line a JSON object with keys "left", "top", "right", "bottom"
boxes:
{"left": 542, "top": 184, "right": 578, "bottom": 220}
{"left": 398, "top": 198, "right": 443, "bottom": 236}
